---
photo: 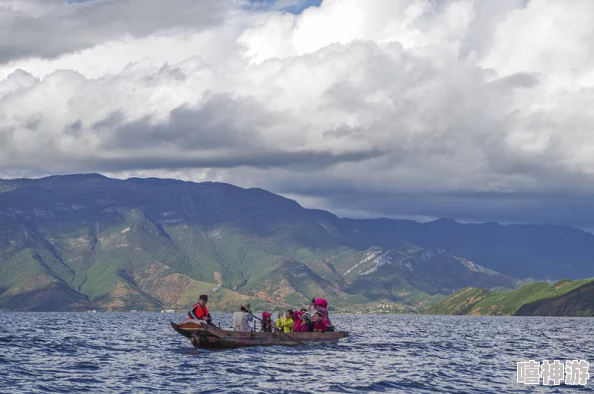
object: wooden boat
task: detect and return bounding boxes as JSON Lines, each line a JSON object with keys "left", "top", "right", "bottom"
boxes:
{"left": 171, "top": 319, "right": 349, "bottom": 349}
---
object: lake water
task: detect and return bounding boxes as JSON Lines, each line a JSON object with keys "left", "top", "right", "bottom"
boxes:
{"left": 1, "top": 313, "right": 592, "bottom": 393}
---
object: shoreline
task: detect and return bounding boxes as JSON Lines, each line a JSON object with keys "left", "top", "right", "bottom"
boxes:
{"left": 1, "top": 310, "right": 591, "bottom": 317}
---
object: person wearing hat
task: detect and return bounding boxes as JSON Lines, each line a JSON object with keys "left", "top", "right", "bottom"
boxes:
{"left": 300, "top": 312, "right": 314, "bottom": 332}
{"left": 310, "top": 297, "right": 332, "bottom": 329}
{"left": 232, "top": 303, "right": 253, "bottom": 332}
{"left": 294, "top": 311, "right": 312, "bottom": 332}
{"left": 188, "top": 294, "right": 212, "bottom": 324}
{"left": 260, "top": 312, "right": 273, "bottom": 332}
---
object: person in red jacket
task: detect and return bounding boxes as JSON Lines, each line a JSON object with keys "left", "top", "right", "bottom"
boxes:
{"left": 188, "top": 294, "right": 212, "bottom": 324}
{"left": 312, "top": 312, "right": 327, "bottom": 333}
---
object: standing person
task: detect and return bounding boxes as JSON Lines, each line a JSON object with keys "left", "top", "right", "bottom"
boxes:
{"left": 310, "top": 297, "right": 332, "bottom": 328}
{"left": 188, "top": 294, "right": 212, "bottom": 324}
{"left": 232, "top": 304, "right": 253, "bottom": 331}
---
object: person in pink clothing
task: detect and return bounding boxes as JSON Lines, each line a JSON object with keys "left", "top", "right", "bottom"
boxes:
{"left": 311, "top": 298, "right": 330, "bottom": 322}
{"left": 293, "top": 308, "right": 309, "bottom": 332}
{"left": 260, "top": 311, "right": 273, "bottom": 332}
{"left": 293, "top": 311, "right": 310, "bottom": 332}
{"left": 310, "top": 297, "right": 335, "bottom": 331}
{"left": 293, "top": 310, "right": 303, "bottom": 332}
{"left": 300, "top": 312, "right": 313, "bottom": 332}
{"left": 311, "top": 298, "right": 329, "bottom": 318}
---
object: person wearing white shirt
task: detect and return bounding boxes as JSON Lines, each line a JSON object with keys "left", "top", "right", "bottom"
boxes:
{"left": 232, "top": 303, "right": 253, "bottom": 331}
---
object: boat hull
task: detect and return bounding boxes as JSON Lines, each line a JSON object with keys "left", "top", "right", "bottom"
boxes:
{"left": 171, "top": 320, "right": 349, "bottom": 349}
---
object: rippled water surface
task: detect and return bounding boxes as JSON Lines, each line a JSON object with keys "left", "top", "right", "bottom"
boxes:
{"left": 1, "top": 313, "right": 593, "bottom": 393}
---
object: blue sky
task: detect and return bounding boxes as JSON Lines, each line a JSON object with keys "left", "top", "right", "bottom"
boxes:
{"left": 69, "top": 0, "right": 323, "bottom": 14}
{"left": 250, "top": 0, "right": 322, "bottom": 14}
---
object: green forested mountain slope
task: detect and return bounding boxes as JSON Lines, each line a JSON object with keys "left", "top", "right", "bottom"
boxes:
{"left": 0, "top": 174, "right": 590, "bottom": 312}
{"left": 425, "top": 279, "right": 594, "bottom": 316}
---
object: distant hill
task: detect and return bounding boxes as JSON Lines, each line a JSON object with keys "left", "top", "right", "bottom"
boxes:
{"left": 425, "top": 279, "right": 594, "bottom": 316}
{"left": 0, "top": 174, "right": 593, "bottom": 312}
{"left": 341, "top": 217, "right": 594, "bottom": 280}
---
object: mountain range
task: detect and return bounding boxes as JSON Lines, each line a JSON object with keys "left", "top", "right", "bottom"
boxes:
{"left": 1, "top": 174, "right": 593, "bottom": 312}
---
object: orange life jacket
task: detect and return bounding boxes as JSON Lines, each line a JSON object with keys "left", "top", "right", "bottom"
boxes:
{"left": 188, "top": 303, "right": 209, "bottom": 320}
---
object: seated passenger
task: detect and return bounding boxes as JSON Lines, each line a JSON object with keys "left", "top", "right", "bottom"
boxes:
{"left": 299, "top": 312, "right": 313, "bottom": 332}
{"left": 312, "top": 312, "right": 327, "bottom": 333}
{"left": 232, "top": 303, "right": 253, "bottom": 332}
{"left": 299, "top": 308, "right": 308, "bottom": 323}
{"left": 188, "top": 294, "right": 212, "bottom": 324}
{"left": 275, "top": 310, "right": 295, "bottom": 333}
{"left": 293, "top": 311, "right": 305, "bottom": 332}
{"left": 261, "top": 311, "right": 273, "bottom": 332}
{"left": 293, "top": 310, "right": 303, "bottom": 331}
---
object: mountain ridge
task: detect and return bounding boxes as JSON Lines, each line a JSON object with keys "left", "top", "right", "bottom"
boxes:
{"left": 0, "top": 173, "right": 593, "bottom": 312}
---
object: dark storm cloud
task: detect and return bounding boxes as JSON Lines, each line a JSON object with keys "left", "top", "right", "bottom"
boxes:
{"left": 1, "top": 87, "right": 387, "bottom": 174}
{"left": 2, "top": 0, "right": 594, "bottom": 231}
{"left": 0, "top": 0, "right": 225, "bottom": 63}
{"left": 0, "top": 146, "right": 385, "bottom": 175}
{"left": 80, "top": 148, "right": 386, "bottom": 171}
{"left": 97, "top": 95, "right": 273, "bottom": 151}
{"left": 489, "top": 72, "right": 539, "bottom": 89}
{"left": 280, "top": 184, "right": 594, "bottom": 230}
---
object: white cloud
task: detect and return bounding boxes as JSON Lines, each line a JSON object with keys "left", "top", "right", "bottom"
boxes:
{"left": 1, "top": 0, "right": 594, "bottom": 227}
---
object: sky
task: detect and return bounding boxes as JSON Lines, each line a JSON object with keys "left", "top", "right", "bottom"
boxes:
{"left": 1, "top": 0, "right": 594, "bottom": 229}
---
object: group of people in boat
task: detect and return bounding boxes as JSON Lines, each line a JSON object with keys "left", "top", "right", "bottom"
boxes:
{"left": 188, "top": 295, "right": 334, "bottom": 333}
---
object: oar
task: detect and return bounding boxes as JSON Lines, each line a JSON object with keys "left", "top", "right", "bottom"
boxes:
{"left": 249, "top": 313, "right": 308, "bottom": 346}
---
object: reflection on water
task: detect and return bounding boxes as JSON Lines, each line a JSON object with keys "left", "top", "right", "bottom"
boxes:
{"left": 1, "top": 312, "right": 592, "bottom": 393}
